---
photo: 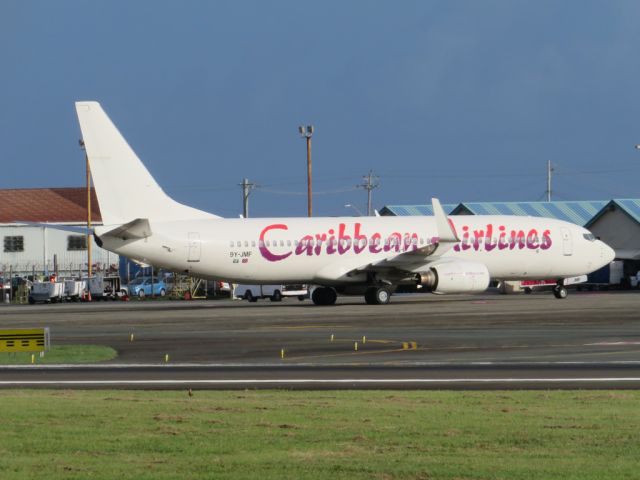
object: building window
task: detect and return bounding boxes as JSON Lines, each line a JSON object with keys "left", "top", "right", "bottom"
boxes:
{"left": 67, "top": 235, "right": 87, "bottom": 251}
{"left": 4, "top": 236, "right": 24, "bottom": 252}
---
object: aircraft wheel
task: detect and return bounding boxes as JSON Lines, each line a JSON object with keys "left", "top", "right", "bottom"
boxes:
{"left": 312, "top": 287, "right": 337, "bottom": 306}
{"left": 159, "top": 288, "right": 166, "bottom": 297}
{"left": 245, "top": 291, "right": 258, "bottom": 303}
{"left": 364, "top": 288, "right": 377, "bottom": 305}
{"left": 374, "top": 287, "right": 391, "bottom": 304}
{"left": 365, "top": 287, "right": 391, "bottom": 305}
{"left": 553, "top": 285, "right": 568, "bottom": 299}
{"left": 138, "top": 290, "right": 145, "bottom": 299}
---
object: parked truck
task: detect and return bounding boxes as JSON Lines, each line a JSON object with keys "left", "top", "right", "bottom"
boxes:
{"left": 234, "top": 284, "right": 309, "bottom": 302}
{"left": 234, "top": 284, "right": 284, "bottom": 302}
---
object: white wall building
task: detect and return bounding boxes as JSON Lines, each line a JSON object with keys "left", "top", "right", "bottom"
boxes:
{"left": 0, "top": 188, "right": 118, "bottom": 277}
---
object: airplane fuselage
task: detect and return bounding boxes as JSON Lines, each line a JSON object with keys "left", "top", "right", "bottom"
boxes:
{"left": 97, "top": 214, "right": 610, "bottom": 285}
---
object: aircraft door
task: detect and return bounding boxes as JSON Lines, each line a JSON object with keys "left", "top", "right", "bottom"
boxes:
{"left": 187, "top": 232, "right": 201, "bottom": 262}
{"left": 561, "top": 227, "right": 572, "bottom": 256}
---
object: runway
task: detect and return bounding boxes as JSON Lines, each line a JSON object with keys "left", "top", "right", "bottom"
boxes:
{"left": 1, "top": 290, "right": 639, "bottom": 389}
{"left": 1, "top": 362, "right": 640, "bottom": 389}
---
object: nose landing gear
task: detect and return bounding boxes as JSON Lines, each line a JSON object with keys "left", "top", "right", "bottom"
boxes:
{"left": 553, "top": 283, "right": 568, "bottom": 299}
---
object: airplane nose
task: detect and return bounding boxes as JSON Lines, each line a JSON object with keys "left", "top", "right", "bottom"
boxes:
{"left": 600, "top": 241, "right": 615, "bottom": 265}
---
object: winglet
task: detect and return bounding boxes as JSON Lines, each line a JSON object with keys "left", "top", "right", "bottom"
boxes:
{"left": 432, "top": 198, "right": 459, "bottom": 243}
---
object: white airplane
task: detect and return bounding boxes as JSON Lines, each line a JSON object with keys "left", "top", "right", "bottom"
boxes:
{"left": 75, "top": 101, "right": 615, "bottom": 305}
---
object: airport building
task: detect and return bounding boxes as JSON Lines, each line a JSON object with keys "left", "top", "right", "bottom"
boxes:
{"left": 0, "top": 188, "right": 118, "bottom": 277}
{"left": 381, "top": 199, "right": 640, "bottom": 276}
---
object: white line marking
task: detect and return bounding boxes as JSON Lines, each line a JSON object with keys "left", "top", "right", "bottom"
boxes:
{"left": 1, "top": 360, "right": 640, "bottom": 369}
{"left": 1, "top": 378, "right": 640, "bottom": 386}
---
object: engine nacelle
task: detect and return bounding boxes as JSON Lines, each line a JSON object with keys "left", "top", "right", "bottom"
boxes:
{"left": 415, "top": 261, "right": 490, "bottom": 294}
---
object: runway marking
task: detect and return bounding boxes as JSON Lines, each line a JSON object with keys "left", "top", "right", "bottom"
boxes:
{"left": 2, "top": 378, "right": 640, "bottom": 386}
{"left": 585, "top": 341, "right": 640, "bottom": 346}
{"left": 2, "top": 360, "right": 640, "bottom": 369}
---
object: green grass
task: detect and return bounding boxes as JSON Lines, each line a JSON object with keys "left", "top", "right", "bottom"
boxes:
{"left": 0, "top": 345, "right": 117, "bottom": 364}
{"left": 0, "top": 390, "right": 638, "bottom": 479}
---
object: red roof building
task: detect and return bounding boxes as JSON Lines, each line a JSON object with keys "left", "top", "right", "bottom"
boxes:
{"left": 0, "top": 188, "right": 101, "bottom": 224}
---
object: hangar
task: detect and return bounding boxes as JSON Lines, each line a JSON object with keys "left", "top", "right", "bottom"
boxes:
{"left": 585, "top": 199, "right": 640, "bottom": 276}
{"left": 0, "top": 188, "right": 119, "bottom": 277}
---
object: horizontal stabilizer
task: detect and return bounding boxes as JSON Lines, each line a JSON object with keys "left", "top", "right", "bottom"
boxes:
{"left": 101, "top": 218, "right": 151, "bottom": 240}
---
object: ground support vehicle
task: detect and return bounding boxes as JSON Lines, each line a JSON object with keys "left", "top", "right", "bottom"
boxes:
{"left": 281, "top": 284, "right": 309, "bottom": 301}
{"left": 64, "top": 279, "right": 86, "bottom": 301}
{"left": 29, "top": 281, "right": 65, "bottom": 304}
{"left": 234, "top": 284, "right": 284, "bottom": 302}
{"left": 84, "top": 276, "right": 123, "bottom": 300}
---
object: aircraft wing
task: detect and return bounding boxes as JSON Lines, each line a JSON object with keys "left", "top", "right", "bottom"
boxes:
{"left": 359, "top": 198, "right": 459, "bottom": 271}
{"left": 313, "top": 198, "right": 460, "bottom": 282}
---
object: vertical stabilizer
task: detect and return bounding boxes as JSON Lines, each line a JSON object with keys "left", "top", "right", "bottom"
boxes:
{"left": 75, "top": 101, "right": 219, "bottom": 226}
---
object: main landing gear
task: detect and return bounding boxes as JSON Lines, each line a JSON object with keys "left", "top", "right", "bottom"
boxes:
{"left": 311, "top": 287, "right": 337, "bottom": 306}
{"left": 311, "top": 285, "right": 393, "bottom": 305}
{"left": 364, "top": 286, "right": 392, "bottom": 305}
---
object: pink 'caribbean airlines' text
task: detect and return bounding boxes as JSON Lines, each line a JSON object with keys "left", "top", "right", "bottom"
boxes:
{"left": 257, "top": 222, "right": 553, "bottom": 262}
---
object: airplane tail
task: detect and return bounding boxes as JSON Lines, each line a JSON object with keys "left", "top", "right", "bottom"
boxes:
{"left": 75, "top": 101, "right": 219, "bottom": 226}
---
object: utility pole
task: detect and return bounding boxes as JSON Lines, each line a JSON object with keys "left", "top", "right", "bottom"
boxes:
{"left": 546, "top": 160, "right": 554, "bottom": 202}
{"left": 298, "top": 125, "right": 314, "bottom": 217}
{"left": 358, "top": 170, "right": 379, "bottom": 216}
{"left": 239, "top": 178, "right": 255, "bottom": 218}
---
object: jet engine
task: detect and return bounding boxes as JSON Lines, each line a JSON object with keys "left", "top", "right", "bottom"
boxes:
{"left": 415, "top": 260, "right": 490, "bottom": 294}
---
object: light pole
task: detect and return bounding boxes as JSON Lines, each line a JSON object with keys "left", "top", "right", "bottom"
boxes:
{"left": 298, "top": 125, "right": 314, "bottom": 217}
{"left": 344, "top": 203, "right": 364, "bottom": 216}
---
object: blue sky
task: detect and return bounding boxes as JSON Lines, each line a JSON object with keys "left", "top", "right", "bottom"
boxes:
{"left": 2, "top": 1, "right": 640, "bottom": 217}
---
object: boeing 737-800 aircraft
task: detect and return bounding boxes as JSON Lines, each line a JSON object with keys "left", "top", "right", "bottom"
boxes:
{"left": 75, "top": 102, "right": 615, "bottom": 305}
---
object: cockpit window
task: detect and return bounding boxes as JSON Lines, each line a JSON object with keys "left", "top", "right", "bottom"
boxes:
{"left": 583, "top": 233, "right": 596, "bottom": 242}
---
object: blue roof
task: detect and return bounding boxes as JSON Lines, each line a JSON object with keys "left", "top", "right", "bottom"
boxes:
{"left": 585, "top": 199, "right": 640, "bottom": 227}
{"left": 453, "top": 201, "right": 609, "bottom": 226}
{"left": 379, "top": 204, "right": 458, "bottom": 216}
